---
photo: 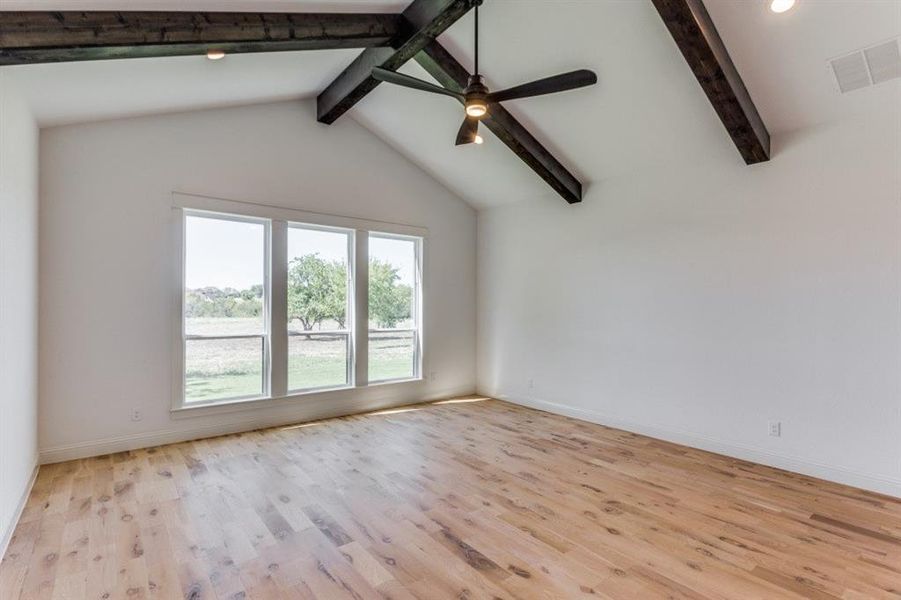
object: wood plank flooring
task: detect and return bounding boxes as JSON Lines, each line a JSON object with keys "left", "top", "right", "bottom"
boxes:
{"left": 2, "top": 398, "right": 900, "bottom": 599}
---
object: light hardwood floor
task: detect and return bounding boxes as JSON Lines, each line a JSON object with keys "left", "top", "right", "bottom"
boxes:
{"left": 2, "top": 398, "right": 900, "bottom": 599}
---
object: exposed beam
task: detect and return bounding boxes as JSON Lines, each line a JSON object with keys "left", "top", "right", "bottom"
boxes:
{"left": 316, "top": 0, "right": 472, "bottom": 124}
{"left": 415, "top": 41, "right": 583, "bottom": 204}
{"left": 0, "top": 12, "right": 401, "bottom": 65}
{"left": 651, "top": 0, "right": 770, "bottom": 164}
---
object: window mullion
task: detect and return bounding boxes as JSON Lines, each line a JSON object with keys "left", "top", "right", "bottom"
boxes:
{"left": 415, "top": 237, "right": 423, "bottom": 379}
{"left": 270, "top": 220, "right": 288, "bottom": 398}
{"left": 354, "top": 230, "right": 369, "bottom": 388}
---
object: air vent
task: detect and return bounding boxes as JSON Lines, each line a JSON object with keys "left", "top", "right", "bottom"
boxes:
{"left": 831, "top": 52, "right": 871, "bottom": 93}
{"left": 830, "top": 38, "right": 901, "bottom": 93}
{"left": 864, "top": 40, "right": 901, "bottom": 84}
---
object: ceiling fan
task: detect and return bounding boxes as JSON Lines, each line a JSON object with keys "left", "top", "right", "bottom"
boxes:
{"left": 371, "top": 0, "right": 597, "bottom": 146}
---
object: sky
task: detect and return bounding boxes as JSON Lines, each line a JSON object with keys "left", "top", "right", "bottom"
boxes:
{"left": 185, "top": 215, "right": 263, "bottom": 290}
{"left": 185, "top": 214, "right": 416, "bottom": 290}
{"left": 370, "top": 235, "right": 415, "bottom": 286}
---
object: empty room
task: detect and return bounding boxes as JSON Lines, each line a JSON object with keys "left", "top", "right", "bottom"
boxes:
{"left": 1, "top": 0, "right": 900, "bottom": 598}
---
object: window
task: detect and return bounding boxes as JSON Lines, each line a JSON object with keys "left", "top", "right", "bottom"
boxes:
{"left": 368, "top": 233, "right": 421, "bottom": 383}
{"left": 287, "top": 225, "right": 352, "bottom": 392}
{"left": 175, "top": 199, "right": 424, "bottom": 410}
{"left": 183, "top": 212, "right": 269, "bottom": 404}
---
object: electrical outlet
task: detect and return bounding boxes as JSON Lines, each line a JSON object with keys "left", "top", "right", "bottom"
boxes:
{"left": 528, "top": 379, "right": 534, "bottom": 389}
{"left": 429, "top": 371, "right": 437, "bottom": 381}
{"left": 131, "top": 409, "right": 142, "bottom": 422}
{"left": 768, "top": 421, "right": 781, "bottom": 437}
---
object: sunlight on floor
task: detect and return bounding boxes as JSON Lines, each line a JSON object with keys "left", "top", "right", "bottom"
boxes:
{"left": 432, "top": 397, "right": 490, "bottom": 405}
{"left": 368, "top": 407, "right": 423, "bottom": 417}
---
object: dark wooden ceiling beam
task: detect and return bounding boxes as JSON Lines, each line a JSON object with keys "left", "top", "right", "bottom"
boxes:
{"left": 316, "top": 0, "right": 472, "bottom": 124}
{"left": 416, "top": 41, "right": 583, "bottom": 204}
{"left": 0, "top": 11, "right": 400, "bottom": 65}
{"left": 3, "top": 2, "right": 586, "bottom": 203}
{"left": 651, "top": 0, "right": 770, "bottom": 164}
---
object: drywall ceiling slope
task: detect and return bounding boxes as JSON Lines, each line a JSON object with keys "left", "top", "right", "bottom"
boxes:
{"left": 704, "top": 0, "right": 901, "bottom": 134}
{"left": 351, "top": 0, "right": 742, "bottom": 208}
{"left": 6, "top": 50, "right": 361, "bottom": 126}
{"left": 3, "top": 0, "right": 737, "bottom": 208}
{"left": 352, "top": 0, "right": 900, "bottom": 208}
{"left": 0, "top": 0, "right": 404, "bottom": 125}
{"left": 3, "top": 0, "right": 898, "bottom": 208}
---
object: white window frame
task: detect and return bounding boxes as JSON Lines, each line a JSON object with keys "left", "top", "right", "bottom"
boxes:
{"left": 178, "top": 210, "right": 272, "bottom": 408}
{"left": 171, "top": 192, "right": 428, "bottom": 414}
{"left": 367, "top": 232, "right": 423, "bottom": 385}
{"left": 286, "top": 222, "right": 356, "bottom": 394}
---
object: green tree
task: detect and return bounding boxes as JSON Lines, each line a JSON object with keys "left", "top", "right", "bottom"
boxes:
{"left": 185, "top": 255, "right": 411, "bottom": 330}
{"left": 287, "top": 254, "right": 347, "bottom": 330}
{"left": 326, "top": 262, "right": 349, "bottom": 328}
{"left": 368, "top": 258, "right": 412, "bottom": 328}
{"left": 185, "top": 285, "right": 262, "bottom": 318}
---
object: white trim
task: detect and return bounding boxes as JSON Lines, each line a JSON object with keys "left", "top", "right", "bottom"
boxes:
{"left": 173, "top": 191, "right": 428, "bottom": 238}
{"left": 368, "top": 232, "right": 423, "bottom": 383}
{"left": 41, "top": 388, "right": 476, "bottom": 464}
{"left": 172, "top": 195, "right": 430, "bottom": 411}
{"left": 270, "top": 220, "right": 288, "bottom": 398}
{"left": 170, "top": 206, "right": 186, "bottom": 413}
{"left": 174, "top": 210, "right": 272, "bottom": 409}
{"left": 263, "top": 216, "right": 273, "bottom": 398}
{"left": 171, "top": 380, "right": 361, "bottom": 417}
{"left": 289, "top": 330, "right": 352, "bottom": 336}
{"left": 499, "top": 393, "right": 901, "bottom": 499}
{"left": 354, "top": 230, "right": 369, "bottom": 388}
{"left": 185, "top": 334, "right": 264, "bottom": 341}
{"left": 285, "top": 223, "right": 355, "bottom": 392}
{"left": 1, "top": 462, "right": 39, "bottom": 561}
{"left": 366, "top": 376, "right": 423, "bottom": 387}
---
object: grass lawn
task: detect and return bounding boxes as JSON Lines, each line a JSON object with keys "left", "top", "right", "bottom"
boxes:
{"left": 185, "top": 319, "right": 415, "bottom": 403}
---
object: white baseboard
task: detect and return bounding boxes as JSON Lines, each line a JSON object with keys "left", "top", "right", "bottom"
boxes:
{"left": 500, "top": 393, "right": 901, "bottom": 499}
{"left": 39, "top": 387, "right": 477, "bottom": 464}
{"left": 40, "top": 418, "right": 286, "bottom": 464}
{"left": 0, "top": 462, "right": 39, "bottom": 561}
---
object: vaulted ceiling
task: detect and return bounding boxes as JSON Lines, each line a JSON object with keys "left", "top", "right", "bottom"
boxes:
{"left": 3, "top": 0, "right": 899, "bottom": 208}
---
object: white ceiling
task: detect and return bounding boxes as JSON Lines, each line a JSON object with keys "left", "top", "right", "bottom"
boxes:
{"left": 3, "top": 0, "right": 900, "bottom": 208}
{"left": 704, "top": 0, "right": 901, "bottom": 134}
{"left": 5, "top": 49, "right": 363, "bottom": 125}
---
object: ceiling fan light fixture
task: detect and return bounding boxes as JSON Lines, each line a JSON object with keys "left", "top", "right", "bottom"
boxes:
{"left": 206, "top": 49, "right": 226, "bottom": 60}
{"left": 769, "top": 0, "right": 795, "bottom": 13}
{"left": 370, "top": 1, "right": 596, "bottom": 150}
{"left": 465, "top": 100, "right": 488, "bottom": 118}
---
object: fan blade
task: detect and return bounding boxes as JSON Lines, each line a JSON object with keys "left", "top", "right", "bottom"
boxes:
{"left": 372, "top": 67, "right": 464, "bottom": 100}
{"left": 488, "top": 69, "right": 597, "bottom": 103}
{"left": 455, "top": 116, "right": 479, "bottom": 146}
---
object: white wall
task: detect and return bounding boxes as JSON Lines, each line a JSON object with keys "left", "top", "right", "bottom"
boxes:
{"left": 478, "top": 111, "right": 901, "bottom": 496}
{"left": 39, "top": 100, "right": 476, "bottom": 461}
{"left": 0, "top": 72, "right": 40, "bottom": 552}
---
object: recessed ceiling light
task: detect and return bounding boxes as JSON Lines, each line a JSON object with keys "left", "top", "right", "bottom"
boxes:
{"left": 474, "top": 134, "right": 484, "bottom": 145}
{"left": 769, "top": 0, "right": 796, "bottom": 13}
{"left": 206, "top": 50, "right": 226, "bottom": 60}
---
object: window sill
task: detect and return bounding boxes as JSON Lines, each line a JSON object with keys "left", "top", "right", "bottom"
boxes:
{"left": 170, "top": 378, "right": 424, "bottom": 419}
{"left": 367, "top": 376, "right": 423, "bottom": 387}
